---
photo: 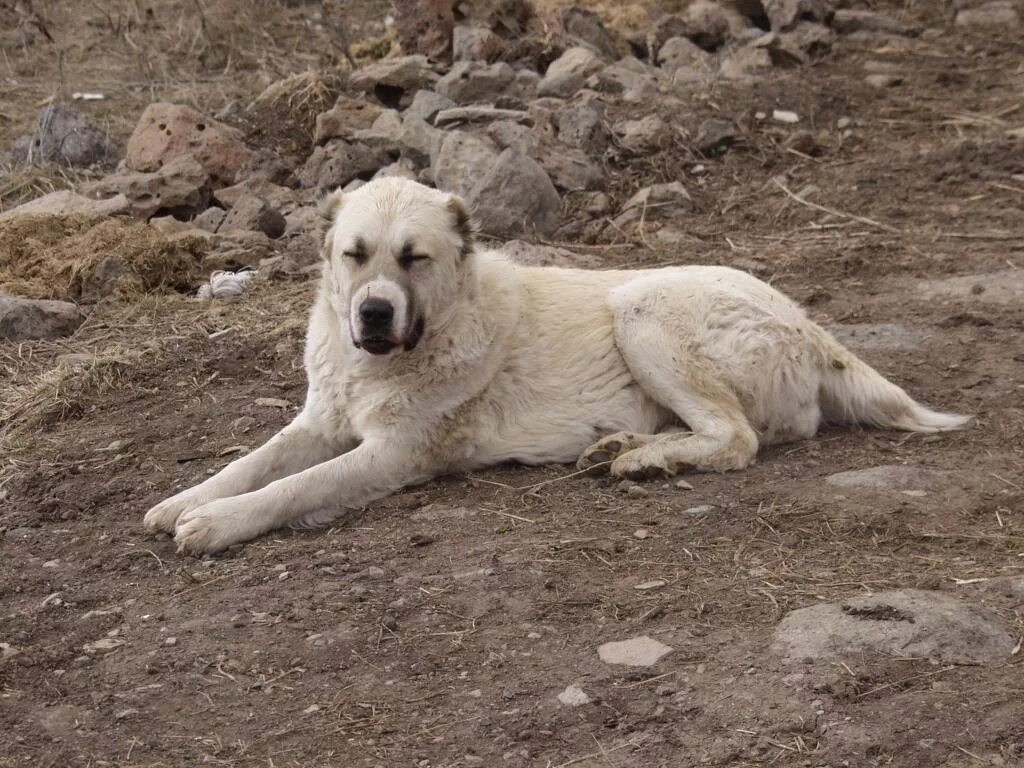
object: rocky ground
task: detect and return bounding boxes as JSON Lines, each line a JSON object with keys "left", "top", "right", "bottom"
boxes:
{"left": 1, "top": 0, "right": 1024, "bottom": 766}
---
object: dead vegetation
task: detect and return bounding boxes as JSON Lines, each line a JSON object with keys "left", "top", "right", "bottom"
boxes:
{"left": 0, "top": 214, "right": 207, "bottom": 301}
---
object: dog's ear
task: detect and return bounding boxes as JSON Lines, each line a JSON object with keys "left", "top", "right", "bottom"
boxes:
{"left": 446, "top": 195, "right": 477, "bottom": 259}
{"left": 318, "top": 189, "right": 345, "bottom": 224}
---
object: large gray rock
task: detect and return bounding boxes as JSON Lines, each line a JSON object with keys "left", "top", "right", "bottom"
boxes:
{"left": 298, "top": 140, "right": 387, "bottom": 192}
{"left": 832, "top": 9, "right": 922, "bottom": 36}
{"left": 538, "top": 46, "right": 605, "bottom": 98}
{"left": 772, "top": 590, "right": 1014, "bottom": 665}
{"left": 436, "top": 61, "right": 516, "bottom": 104}
{"left": 614, "top": 182, "right": 692, "bottom": 228}
{"left": 13, "top": 105, "right": 117, "bottom": 168}
{"left": 453, "top": 25, "right": 504, "bottom": 62}
{"left": 432, "top": 131, "right": 500, "bottom": 198}
{"left": 467, "top": 148, "right": 562, "bottom": 238}
{"left": 403, "top": 90, "right": 457, "bottom": 126}
{"left": 0, "top": 295, "right": 87, "bottom": 341}
{"left": 613, "top": 114, "right": 671, "bottom": 153}
{"left": 556, "top": 99, "right": 609, "bottom": 152}
{"left": 81, "top": 155, "right": 212, "bottom": 220}
{"left": 0, "top": 190, "right": 131, "bottom": 223}
{"left": 587, "top": 57, "right": 664, "bottom": 103}
{"left": 535, "top": 145, "right": 604, "bottom": 192}
{"left": 348, "top": 55, "right": 440, "bottom": 99}
{"left": 763, "top": 0, "right": 834, "bottom": 31}
{"left": 314, "top": 97, "right": 386, "bottom": 144}
{"left": 657, "top": 36, "right": 711, "bottom": 77}
{"left": 220, "top": 193, "right": 286, "bottom": 239}
{"left": 558, "top": 6, "right": 618, "bottom": 60}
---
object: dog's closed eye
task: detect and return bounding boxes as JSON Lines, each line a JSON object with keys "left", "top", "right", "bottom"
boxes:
{"left": 398, "top": 253, "right": 431, "bottom": 270}
{"left": 343, "top": 250, "right": 368, "bottom": 265}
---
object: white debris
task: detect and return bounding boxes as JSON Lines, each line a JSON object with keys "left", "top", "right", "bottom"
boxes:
{"left": 772, "top": 109, "right": 800, "bottom": 123}
{"left": 557, "top": 684, "right": 592, "bottom": 706}
{"left": 196, "top": 269, "right": 257, "bottom": 300}
{"left": 634, "top": 579, "right": 667, "bottom": 591}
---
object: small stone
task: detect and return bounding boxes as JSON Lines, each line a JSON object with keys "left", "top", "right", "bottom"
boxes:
{"left": 613, "top": 114, "right": 671, "bottom": 153}
{"left": 772, "top": 109, "right": 800, "bottom": 124}
{"left": 164, "top": 636, "right": 177, "bottom": 647}
{"left": 633, "top": 529, "right": 649, "bottom": 540}
{"left": 303, "top": 704, "right": 321, "bottom": 715}
{"left": 597, "top": 635, "right": 674, "bottom": 667}
{"left": 382, "top": 614, "right": 399, "bottom": 632}
{"left": 675, "top": 479, "right": 694, "bottom": 490}
{"left": 4, "top": 527, "right": 33, "bottom": 541}
{"left": 42, "top": 559, "right": 60, "bottom": 568}
{"left": 556, "top": 99, "right": 610, "bottom": 152}
{"left": 409, "top": 533, "right": 435, "bottom": 547}
{"left": 453, "top": 25, "right": 504, "bottom": 62}
{"left": 955, "top": 2, "right": 1020, "bottom": 28}
{"left": 557, "top": 684, "right": 591, "bottom": 706}
{"left": 634, "top": 579, "right": 667, "bottom": 591}
{"left": 865, "top": 73, "right": 902, "bottom": 88}
{"left": 694, "top": 118, "right": 738, "bottom": 155}
{"left": 681, "top": 505, "right": 714, "bottom": 517}
{"left": 278, "top": 571, "right": 291, "bottom": 581}
{"left": 627, "top": 485, "right": 650, "bottom": 499}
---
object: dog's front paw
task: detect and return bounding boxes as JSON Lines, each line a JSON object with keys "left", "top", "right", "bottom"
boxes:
{"left": 144, "top": 488, "right": 209, "bottom": 534}
{"left": 174, "top": 498, "right": 261, "bottom": 555}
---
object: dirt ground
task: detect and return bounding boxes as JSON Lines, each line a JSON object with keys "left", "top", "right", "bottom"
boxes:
{"left": 2, "top": 1, "right": 1024, "bottom": 767}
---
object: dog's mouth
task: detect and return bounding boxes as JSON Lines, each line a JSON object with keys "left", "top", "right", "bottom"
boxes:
{"left": 354, "top": 317, "right": 425, "bottom": 356}
{"left": 357, "top": 337, "right": 398, "bottom": 355}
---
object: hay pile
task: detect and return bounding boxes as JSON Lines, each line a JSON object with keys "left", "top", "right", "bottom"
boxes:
{"left": 0, "top": 214, "right": 207, "bottom": 302}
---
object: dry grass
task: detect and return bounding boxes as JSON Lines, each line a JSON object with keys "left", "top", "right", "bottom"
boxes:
{"left": 0, "top": 214, "right": 207, "bottom": 301}
{"left": 0, "top": 162, "right": 92, "bottom": 213}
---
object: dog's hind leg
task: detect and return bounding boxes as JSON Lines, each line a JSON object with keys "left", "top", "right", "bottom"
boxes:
{"left": 598, "top": 285, "right": 759, "bottom": 480}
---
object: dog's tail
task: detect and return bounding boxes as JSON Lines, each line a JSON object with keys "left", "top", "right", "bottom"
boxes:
{"left": 809, "top": 324, "right": 971, "bottom": 433}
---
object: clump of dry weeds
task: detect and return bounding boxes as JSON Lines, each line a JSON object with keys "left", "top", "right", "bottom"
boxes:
{"left": 0, "top": 214, "right": 207, "bottom": 301}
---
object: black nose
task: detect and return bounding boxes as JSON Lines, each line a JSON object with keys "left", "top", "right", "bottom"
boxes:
{"left": 359, "top": 298, "right": 394, "bottom": 328}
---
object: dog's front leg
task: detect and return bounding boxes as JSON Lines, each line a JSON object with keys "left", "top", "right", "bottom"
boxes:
{"left": 144, "top": 414, "right": 352, "bottom": 535}
{"left": 172, "top": 439, "right": 430, "bottom": 555}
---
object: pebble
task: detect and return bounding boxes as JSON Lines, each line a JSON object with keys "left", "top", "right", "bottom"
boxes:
{"left": 681, "top": 505, "right": 714, "bottom": 517}
{"left": 634, "top": 579, "right": 667, "bottom": 591}
{"left": 597, "top": 635, "right": 674, "bottom": 667}
{"left": 278, "top": 571, "right": 291, "bottom": 581}
{"left": 304, "top": 704, "right": 321, "bottom": 714}
{"left": 627, "top": 485, "right": 650, "bottom": 499}
{"left": 164, "top": 637, "right": 178, "bottom": 647}
{"left": 633, "top": 529, "right": 649, "bottom": 540}
{"left": 42, "top": 560, "right": 60, "bottom": 568}
{"left": 675, "top": 479, "right": 694, "bottom": 490}
{"left": 772, "top": 109, "right": 800, "bottom": 123}
{"left": 865, "top": 73, "right": 902, "bottom": 88}
{"left": 557, "top": 684, "right": 591, "bottom": 706}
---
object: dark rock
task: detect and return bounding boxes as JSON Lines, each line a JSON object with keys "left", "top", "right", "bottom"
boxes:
{"left": 0, "top": 295, "right": 87, "bottom": 341}
{"left": 14, "top": 104, "right": 117, "bottom": 168}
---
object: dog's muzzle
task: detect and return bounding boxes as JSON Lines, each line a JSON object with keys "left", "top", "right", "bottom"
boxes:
{"left": 353, "top": 297, "right": 424, "bottom": 356}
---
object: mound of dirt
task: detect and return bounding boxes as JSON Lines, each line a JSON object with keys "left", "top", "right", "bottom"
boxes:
{"left": 0, "top": 214, "right": 207, "bottom": 302}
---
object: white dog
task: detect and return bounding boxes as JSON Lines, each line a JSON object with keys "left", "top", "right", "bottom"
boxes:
{"left": 144, "top": 177, "right": 969, "bottom": 554}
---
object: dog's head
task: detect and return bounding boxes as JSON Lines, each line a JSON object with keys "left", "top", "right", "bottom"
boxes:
{"left": 319, "top": 178, "right": 476, "bottom": 356}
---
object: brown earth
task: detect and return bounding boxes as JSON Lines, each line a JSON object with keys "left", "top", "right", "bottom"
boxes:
{"left": 2, "top": 2, "right": 1024, "bottom": 768}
